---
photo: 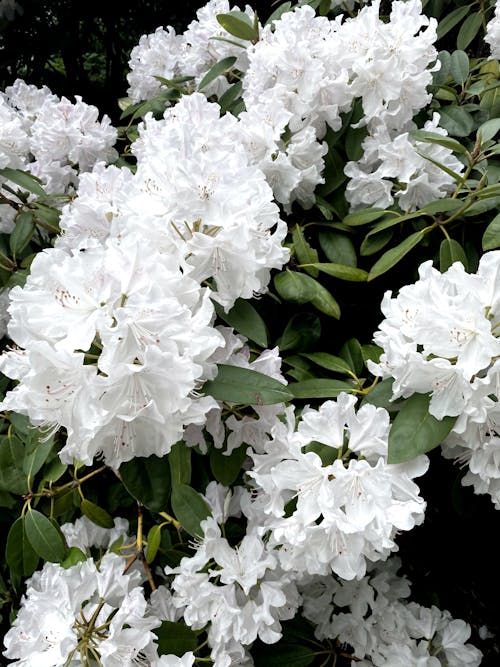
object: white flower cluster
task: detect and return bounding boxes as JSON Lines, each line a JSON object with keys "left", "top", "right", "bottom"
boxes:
{"left": 369, "top": 251, "right": 500, "bottom": 507}
{"left": 0, "top": 79, "right": 117, "bottom": 231}
{"left": 244, "top": 393, "right": 428, "bottom": 580}
{"left": 486, "top": 0, "right": 500, "bottom": 60}
{"left": 165, "top": 495, "right": 300, "bottom": 666}
{"left": 127, "top": 0, "right": 256, "bottom": 102}
{"left": 0, "top": 93, "right": 287, "bottom": 469}
{"left": 125, "top": 0, "right": 454, "bottom": 213}
{"left": 300, "top": 557, "right": 483, "bottom": 666}
{"left": 3, "top": 519, "right": 195, "bottom": 667}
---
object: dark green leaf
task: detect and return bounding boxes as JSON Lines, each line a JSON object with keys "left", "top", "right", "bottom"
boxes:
{"left": 345, "top": 124, "right": 368, "bottom": 161}
{"left": 478, "top": 118, "right": 500, "bottom": 144}
{"left": 146, "top": 524, "right": 162, "bottom": 564}
{"left": 6, "top": 517, "right": 39, "bottom": 577}
{"left": 203, "top": 364, "right": 293, "bottom": 405}
{"left": 439, "top": 238, "right": 468, "bottom": 272}
{"left": 0, "top": 435, "right": 27, "bottom": 494}
{"left": 301, "top": 352, "right": 353, "bottom": 376}
{"left": 274, "top": 271, "right": 316, "bottom": 304}
{"left": 61, "top": 547, "right": 87, "bottom": 569}
{"left": 216, "top": 12, "right": 258, "bottom": 41}
{"left": 40, "top": 458, "right": 67, "bottom": 484}
{"left": 388, "top": 393, "right": 457, "bottom": 464}
{"left": 307, "top": 262, "right": 368, "bottom": 282}
{"left": 450, "top": 49, "right": 470, "bottom": 85}
{"left": 23, "top": 433, "right": 53, "bottom": 482}
{"left": 10, "top": 212, "right": 35, "bottom": 257}
{"left": 198, "top": 56, "right": 237, "bottom": 92}
{"left": 432, "top": 50, "right": 451, "bottom": 85}
{"left": 360, "top": 227, "right": 394, "bottom": 256}
{"left": 171, "top": 484, "right": 211, "bottom": 537}
{"left": 309, "top": 280, "right": 341, "bottom": 319}
{"left": 437, "top": 106, "right": 474, "bottom": 138}
{"left": 361, "top": 378, "right": 399, "bottom": 411}
{"left": 278, "top": 313, "right": 321, "bottom": 352}
{"left": 119, "top": 455, "right": 172, "bottom": 513}
{"left": 218, "top": 80, "right": 243, "bottom": 113}
{"left": 343, "top": 208, "right": 388, "bottom": 226}
{"left": 266, "top": 1, "right": 292, "bottom": 25}
{"left": 0, "top": 167, "right": 46, "bottom": 196}
{"left": 436, "top": 6, "right": 471, "bottom": 40}
{"left": 168, "top": 442, "right": 192, "bottom": 488}
{"left": 368, "top": 231, "right": 425, "bottom": 281}
{"left": 24, "top": 508, "right": 66, "bottom": 562}
{"left": 339, "top": 338, "right": 364, "bottom": 376}
{"left": 318, "top": 231, "right": 357, "bottom": 267}
{"left": 421, "top": 198, "right": 463, "bottom": 214}
{"left": 253, "top": 641, "right": 316, "bottom": 667}
{"left": 210, "top": 444, "right": 247, "bottom": 486}
{"left": 81, "top": 499, "right": 114, "bottom": 528}
{"left": 288, "top": 379, "right": 355, "bottom": 399}
{"left": 214, "top": 298, "right": 268, "bottom": 347}
{"left": 361, "top": 344, "right": 382, "bottom": 367}
{"left": 457, "top": 11, "right": 482, "bottom": 51}
{"left": 154, "top": 620, "right": 199, "bottom": 656}
{"left": 482, "top": 212, "right": 500, "bottom": 250}
{"left": 292, "top": 226, "right": 319, "bottom": 277}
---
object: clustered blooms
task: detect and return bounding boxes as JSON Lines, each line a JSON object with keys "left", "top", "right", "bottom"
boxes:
{"left": 369, "top": 251, "right": 500, "bottom": 508}
{"left": 0, "top": 79, "right": 117, "bottom": 231}
{"left": 300, "top": 557, "right": 483, "bottom": 666}
{"left": 486, "top": 0, "right": 500, "bottom": 59}
{"left": 244, "top": 393, "right": 428, "bottom": 580}
{"left": 0, "top": 92, "right": 288, "bottom": 469}
{"left": 126, "top": 0, "right": 460, "bottom": 213}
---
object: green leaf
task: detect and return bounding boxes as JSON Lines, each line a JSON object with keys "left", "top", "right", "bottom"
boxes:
{"left": 318, "top": 231, "right": 357, "bottom": 267}
{"left": 482, "top": 212, "right": 500, "bottom": 250}
{"left": 216, "top": 12, "right": 258, "bottom": 42}
{"left": 361, "top": 378, "right": 399, "bottom": 411}
{"left": 146, "top": 524, "right": 162, "bottom": 564}
{"left": 300, "top": 352, "right": 353, "bottom": 376}
{"left": 456, "top": 11, "right": 482, "bottom": 51}
{"left": 288, "top": 379, "right": 355, "bottom": 399}
{"left": 309, "top": 280, "right": 341, "bottom": 319}
{"left": 197, "top": 56, "right": 237, "bottom": 92}
{"left": 40, "top": 458, "right": 67, "bottom": 484}
{"left": 343, "top": 207, "right": 388, "bottom": 226}
{"left": 0, "top": 167, "right": 46, "bottom": 196}
{"left": 6, "top": 517, "right": 39, "bottom": 577}
{"left": 10, "top": 211, "right": 35, "bottom": 257}
{"left": 266, "top": 1, "right": 292, "bottom": 25}
{"left": 23, "top": 432, "right": 53, "bottom": 482}
{"left": 421, "top": 198, "right": 463, "bottom": 214}
{"left": 32, "top": 202, "right": 61, "bottom": 233}
{"left": 361, "top": 344, "right": 382, "bottom": 367}
{"left": 218, "top": 80, "right": 243, "bottom": 113}
{"left": 433, "top": 50, "right": 451, "bottom": 85}
{"left": 203, "top": 364, "right": 293, "bottom": 405}
{"left": 171, "top": 484, "right": 211, "bottom": 537}
{"left": 339, "top": 338, "right": 364, "bottom": 376}
{"left": 307, "top": 262, "right": 368, "bottom": 282}
{"left": 292, "top": 226, "right": 319, "bottom": 277}
{"left": 210, "top": 444, "right": 247, "bottom": 486}
{"left": 0, "top": 435, "right": 28, "bottom": 494}
{"left": 410, "top": 130, "right": 467, "bottom": 154}
{"left": 360, "top": 227, "right": 394, "bottom": 256}
{"left": 253, "top": 641, "right": 316, "bottom": 667}
{"left": 439, "top": 238, "right": 468, "bottom": 272}
{"left": 168, "top": 442, "right": 192, "bottom": 488}
{"left": 154, "top": 620, "right": 199, "bottom": 656}
{"left": 24, "top": 508, "right": 66, "bottom": 562}
{"left": 274, "top": 271, "right": 316, "bottom": 304}
{"left": 437, "top": 106, "right": 474, "bottom": 138}
{"left": 450, "top": 49, "right": 470, "bottom": 85}
{"left": 368, "top": 231, "right": 425, "bottom": 281}
{"left": 436, "top": 5, "right": 472, "bottom": 40}
{"left": 388, "top": 393, "right": 457, "bottom": 464}
{"left": 119, "top": 455, "right": 172, "bottom": 513}
{"left": 61, "top": 547, "right": 87, "bottom": 569}
{"left": 81, "top": 499, "right": 114, "bottom": 529}
{"left": 478, "top": 118, "right": 500, "bottom": 144}
{"left": 214, "top": 298, "right": 268, "bottom": 347}
{"left": 278, "top": 313, "right": 321, "bottom": 352}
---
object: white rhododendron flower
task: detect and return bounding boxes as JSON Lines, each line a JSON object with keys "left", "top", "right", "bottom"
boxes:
{"left": 245, "top": 393, "right": 428, "bottom": 580}
{"left": 486, "top": 0, "right": 500, "bottom": 59}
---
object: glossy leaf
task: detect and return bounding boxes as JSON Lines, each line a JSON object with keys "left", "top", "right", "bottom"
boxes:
{"left": 288, "top": 378, "right": 355, "bottom": 399}
{"left": 0, "top": 167, "right": 46, "bottom": 196}
{"left": 368, "top": 231, "right": 425, "bottom": 281}
{"left": 388, "top": 393, "right": 457, "bottom": 464}
{"left": 318, "top": 230, "right": 357, "bottom": 267}
{"left": 10, "top": 211, "right": 36, "bottom": 257}
{"left": 119, "top": 455, "right": 172, "bottom": 513}
{"left": 438, "top": 106, "right": 474, "bottom": 138}
{"left": 203, "top": 364, "right": 293, "bottom": 405}
{"left": 309, "top": 280, "right": 341, "bottom": 319}
{"left": 343, "top": 207, "right": 388, "bottom": 226}
{"left": 216, "top": 12, "right": 258, "bottom": 42}
{"left": 301, "top": 352, "right": 353, "bottom": 376}
{"left": 146, "top": 524, "right": 162, "bottom": 564}
{"left": 197, "top": 56, "right": 237, "bottom": 92}
{"left": 339, "top": 338, "right": 364, "bottom": 376}
{"left": 210, "top": 444, "right": 247, "bottom": 486}
{"left": 307, "top": 262, "right": 368, "bottom": 282}
{"left": 171, "top": 484, "right": 211, "bottom": 537}
{"left": 24, "top": 508, "right": 66, "bottom": 562}
{"left": 274, "top": 270, "right": 316, "bottom": 304}
{"left": 292, "top": 225, "right": 319, "bottom": 277}
{"left": 154, "top": 620, "right": 199, "bottom": 656}
{"left": 168, "top": 442, "right": 192, "bottom": 488}
{"left": 6, "top": 517, "right": 39, "bottom": 577}
{"left": 411, "top": 130, "right": 467, "bottom": 154}
{"left": 482, "top": 212, "right": 500, "bottom": 250}
{"left": 81, "top": 499, "right": 114, "bottom": 529}
{"left": 457, "top": 11, "right": 482, "bottom": 51}
{"left": 436, "top": 5, "right": 471, "bottom": 40}
{"left": 214, "top": 298, "right": 268, "bottom": 347}
{"left": 478, "top": 118, "right": 500, "bottom": 144}
{"left": 450, "top": 49, "right": 469, "bottom": 85}
{"left": 278, "top": 313, "right": 321, "bottom": 352}
{"left": 439, "top": 238, "right": 468, "bottom": 272}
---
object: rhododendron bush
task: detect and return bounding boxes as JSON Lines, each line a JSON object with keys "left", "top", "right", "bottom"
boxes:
{"left": 1, "top": 0, "right": 500, "bottom": 664}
